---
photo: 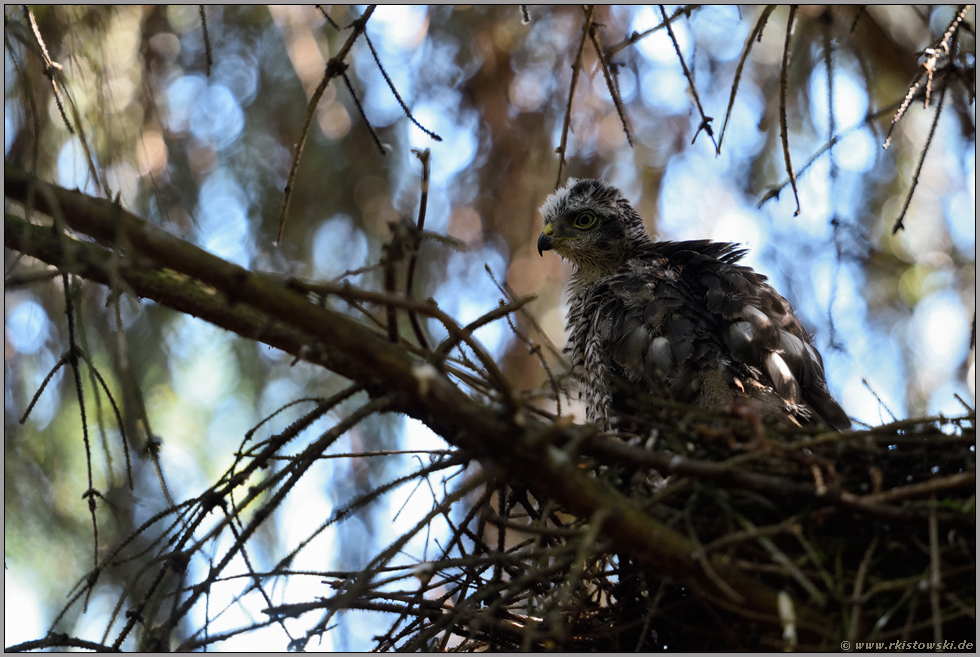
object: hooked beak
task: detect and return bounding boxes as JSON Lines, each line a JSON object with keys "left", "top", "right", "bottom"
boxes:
{"left": 537, "top": 222, "right": 555, "bottom": 256}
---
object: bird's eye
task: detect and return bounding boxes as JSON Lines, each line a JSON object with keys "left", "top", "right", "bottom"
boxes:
{"left": 573, "top": 212, "right": 598, "bottom": 229}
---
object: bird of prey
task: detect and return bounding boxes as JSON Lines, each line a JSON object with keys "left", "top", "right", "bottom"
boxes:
{"left": 537, "top": 178, "right": 851, "bottom": 431}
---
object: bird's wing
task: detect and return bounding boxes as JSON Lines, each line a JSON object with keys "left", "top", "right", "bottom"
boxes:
{"left": 598, "top": 241, "right": 851, "bottom": 430}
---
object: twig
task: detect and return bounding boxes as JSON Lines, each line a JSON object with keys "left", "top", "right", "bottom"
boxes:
{"left": 296, "top": 279, "right": 518, "bottom": 404}
{"left": 484, "top": 266, "right": 564, "bottom": 415}
{"left": 891, "top": 80, "right": 947, "bottom": 234}
{"left": 606, "top": 5, "right": 701, "bottom": 60}
{"left": 198, "top": 6, "right": 212, "bottom": 76}
{"left": 6, "top": 636, "right": 116, "bottom": 653}
{"left": 315, "top": 5, "right": 341, "bottom": 30}
{"left": 220, "top": 506, "right": 298, "bottom": 643}
{"left": 847, "top": 533, "right": 879, "bottom": 646}
{"left": 953, "top": 392, "right": 974, "bottom": 413}
{"left": 735, "top": 514, "right": 826, "bottom": 607}
{"left": 778, "top": 5, "right": 801, "bottom": 216}
{"left": 862, "top": 471, "right": 975, "bottom": 504}
{"left": 862, "top": 378, "right": 899, "bottom": 422}
{"left": 588, "top": 13, "right": 632, "bottom": 147}
{"left": 156, "top": 397, "right": 395, "bottom": 648}
{"left": 546, "top": 507, "right": 609, "bottom": 636}
{"left": 659, "top": 5, "right": 716, "bottom": 149}
{"left": 406, "top": 148, "right": 432, "bottom": 350}
{"left": 303, "top": 469, "right": 493, "bottom": 643}
{"left": 62, "top": 84, "right": 109, "bottom": 198}
{"left": 242, "top": 396, "right": 336, "bottom": 445}
{"left": 340, "top": 71, "right": 388, "bottom": 155}
{"left": 22, "top": 6, "right": 71, "bottom": 134}
{"left": 484, "top": 265, "right": 564, "bottom": 366}
{"left": 491, "top": 485, "right": 507, "bottom": 608}
{"left": 22, "top": 6, "right": 107, "bottom": 197}
{"left": 18, "top": 349, "right": 71, "bottom": 424}
{"left": 849, "top": 6, "right": 866, "bottom": 34}
{"left": 758, "top": 98, "right": 909, "bottom": 208}
{"left": 704, "top": 518, "right": 797, "bottom": 553}
{"left": 382, "top": 223, "right": 407, "bottom": 343}
{"left": 883, "top": 6, "right": 968, "bottom": 149}
{"left": 928, "top": 494, "right": 943, "bottom": 643}
{"left": 823, "top": 9, "right": 836, "bottom": 151}
{"left": 717, "top": 6, "right": 776, "bottom": 155}
{"left": 791, "top": 528, "right": 836, "bottom": 594}
{"left": 363, "top": 32, "right": 442, "bottom": 141}
{"left": 970, "top": 310, "right": 976, "bottom": 351}
{"left": 555, "top": 5, "right": 595, "bottom": 189}
{"left": 276, "top": 5, "right": 376, "bottom": 243}
{"left": 329, "top": 261, "right": 387, "bottom": 283}
{"left": 75, "top": 348, "right": 133, "bottom": 490}
{"left": 506, "top": 310, "right": 562, "bottom": 417}
{"left": 883, "top": 69, "right": 927, "bottom": 150}
{"left": 61, "top": 275, "right": 100, "bottom": 570}
{"left": 823, "top": 8, "right": 844, "bottom": 354}
{"left": 687, "top": 511, "right": 745, "bottom": 604}
{"left": 432, "top": 295, "right": 537, "bottom": 364}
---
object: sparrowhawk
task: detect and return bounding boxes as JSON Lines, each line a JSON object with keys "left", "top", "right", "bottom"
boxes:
{"left": 537, "top": 178, "right": 851, "bottom": 431}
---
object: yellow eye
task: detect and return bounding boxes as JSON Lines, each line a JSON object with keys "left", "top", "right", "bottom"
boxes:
{"left": 573, "top": 212, "right": 598, "bottom": 229}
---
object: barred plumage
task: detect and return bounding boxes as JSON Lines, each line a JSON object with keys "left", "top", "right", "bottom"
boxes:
{"left": 538, "top": 178, "right": 851, "bottom": 431}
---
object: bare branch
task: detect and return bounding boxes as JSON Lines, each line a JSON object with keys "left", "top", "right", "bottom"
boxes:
{"left": 892, "top": 80, "right": 947, "bottom": 234}
{"left": 659, "top": 5, "right": 716, "bottom": 149}
{"left": 406, "top": 147, "right": 432, "bottom": 350}
{"left": 555, "top": 5, "right": 595, "bottom": 189}
{"left": 848, "top": 5, "right": 867, "bottom": 34}
{"left": 605, "top": 4, "right": 701, "bottom": 60}
{"left": 846, "top": 534, "right": 879, "bottom": 647}
{"left": 276, "top": 5, "right": 377, "bottom": 243}
{"left": 928, "top": 495, "right": 943, "bottom": 643}
{"left": 363, "top": 31, "right": 443, "bottom": 142}
{"left": 6, "top": 636, "right": 116, "bottom": 653}
{"left": 316, "top": 5, "right": 341, "bottom": 30}
{"left": 883, "top": 5, "right": 969, "bottom": 149}
{"left": 717, "top": 6, "right": 776, "bottom": 155}
{"left": 22, "top": 6, "right": 71, "bottom": 134}
{"left": 588, "top": 14, "right": 633, "bottom": 147}
{"left": 778, "top": 5, "right": 801, "bottom": 216}
{"left": 18, "top": 348, "right": 70, "bottom": 424}
{"left": 432, "top": 294, "right": 537, "bottom": 363}
{"left": 484, "top": 266, "right": 566, "bottom": 416}
{"left": 341, "top": 71, "right": 388, "bottom": 155}
{"left": 18, "top": 7, "right": 107, "bottom": 196}
{"left": 198, "top": 6, "right": 213, "bottom": 76}
{"left": 758, "top": 98, "right": 910, "bottom": 208}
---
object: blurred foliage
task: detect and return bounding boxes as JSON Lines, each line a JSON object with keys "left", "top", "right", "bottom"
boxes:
{"left": 3, "top": 4, "right": 975, "bottom": 651}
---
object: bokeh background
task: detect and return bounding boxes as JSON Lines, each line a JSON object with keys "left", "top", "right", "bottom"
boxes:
{"left": 4, "top": 5, "right": 975, "bottom": 650}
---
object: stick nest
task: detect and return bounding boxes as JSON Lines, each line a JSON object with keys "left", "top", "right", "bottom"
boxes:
{"left": 361, "top": 408, "right": 976, "bottom": 651}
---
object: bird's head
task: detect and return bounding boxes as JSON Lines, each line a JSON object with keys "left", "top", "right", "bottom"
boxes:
{"left": 537, "top": 178, "right": 651, "bottom": 277}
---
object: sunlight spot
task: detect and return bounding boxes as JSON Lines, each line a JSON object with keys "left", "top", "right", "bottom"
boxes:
{"left": 6, "top": 299, "right": 50, "bottom": 355}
